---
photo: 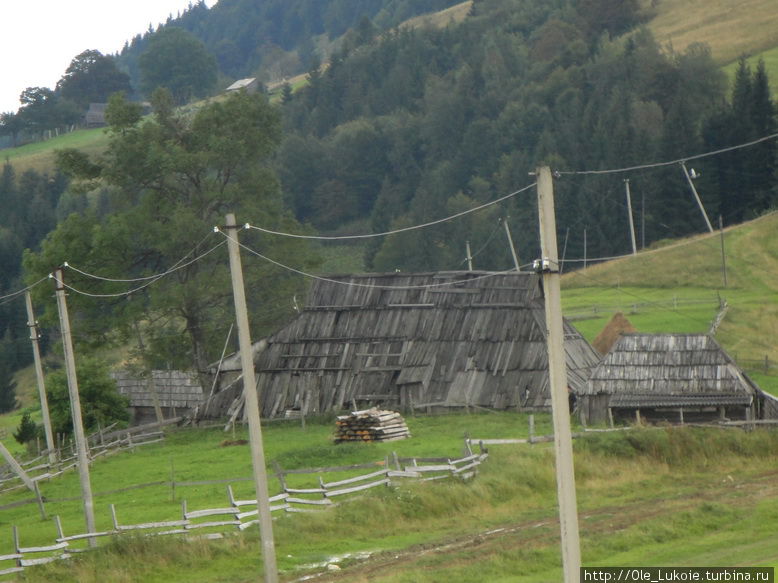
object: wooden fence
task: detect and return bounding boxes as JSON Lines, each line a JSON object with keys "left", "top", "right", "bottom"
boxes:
{"left": 0, "top": 443, "right": 488, "bottom": 576}
{"left": 0, "top": 420, "right": 178, "bottom": 496}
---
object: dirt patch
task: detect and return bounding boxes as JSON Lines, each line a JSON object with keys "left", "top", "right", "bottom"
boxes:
{"left": 220, "top": 439, "right": 248, "bottom": 447}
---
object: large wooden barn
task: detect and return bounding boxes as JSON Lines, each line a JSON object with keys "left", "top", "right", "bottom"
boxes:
{"left": 578, "top": 333, "right": 778, "bottom": 425}
{"left": 198, "top": 271, "right": 602, "bottom": 420}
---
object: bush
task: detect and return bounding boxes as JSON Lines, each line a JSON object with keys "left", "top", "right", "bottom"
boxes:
{"left": 13, "top": 411, "right": 38, "bottom": 445}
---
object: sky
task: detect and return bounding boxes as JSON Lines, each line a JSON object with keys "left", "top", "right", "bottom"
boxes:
{"left": 1, "top": 0, "right": 216, "bottom": 114}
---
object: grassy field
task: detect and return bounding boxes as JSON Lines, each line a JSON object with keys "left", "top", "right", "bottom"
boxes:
{"left": 561, "top": 212, "right": 778, "bottom": 394}
{"left": 646, "top": 0, "right": 778, "bottom": 65}
{"left": 3, "top": 417, "right": 777, "bottom": 582}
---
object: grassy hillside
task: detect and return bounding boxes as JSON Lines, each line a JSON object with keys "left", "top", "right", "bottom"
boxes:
{"left": 3, "top": 417, "right": 778, "bottom": 582}
{"left": 562, "top": 212, "right": 778, "bottom": 393}
{"left": 646, "top": 0, "right": 778, "bottom": 65}
{"left": 2, "top": 128, "right": 107, "bottom": 175}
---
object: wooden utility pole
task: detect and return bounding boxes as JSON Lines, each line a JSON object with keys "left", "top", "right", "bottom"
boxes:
{"left": 223, "top": 214, "right": 278, "bottom": 583}
{"left": 25, "top": 291, "right": 56, "bottom": 465}
{"left": 681, "top": 162, "right": 714, "bottom": 233}
{"left": 53, "top": 268, "right": 96, "bottom": 545}
{"left": 536, "top": 167, "right": 581, "bottom": 583}
{"left": 502, "top": 218, "right": 521, "bottom": 272}
{"left": 624, "top": 179, "right": 637, "bottom": 255}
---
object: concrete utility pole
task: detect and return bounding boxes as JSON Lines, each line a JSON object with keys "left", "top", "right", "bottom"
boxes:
{"left": 25, "top": 291, "right": 56, "bottom": 465}
{"left": 465, "top": 240, "right": 474, "bottom": 271}
{"left": 681, "top": 161, "right": 714, "bottom": 233}
{"left": 223, "top": 214, "right": 279, "bottom": 583}
{"left": 53, "top": 268, "right": 96, "bottom": 545}
{"left": 624, "top": 179, "right": 637, "bottom": 255}
{"left": 535, "top": 167, "right": 582, "bottom": 583}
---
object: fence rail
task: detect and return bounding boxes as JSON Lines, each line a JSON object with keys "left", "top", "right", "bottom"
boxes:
{"left": 0, "top": 441, "right": 488, "bottom": 576}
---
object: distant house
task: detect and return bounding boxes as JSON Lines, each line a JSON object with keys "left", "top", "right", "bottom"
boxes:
{"left": 84, "top": 103, "right": 107, "bottom": 127}
{"left": 112, "top": 370, "right": 204, "bottom": 425}
{"left": 225, "top": 78, "right": 259, "bottom": 93}
{"left": 197, "top": 271, "right": 602, "bottom": 421}
{"left": 579, "top": 333, "right": 778, "bottom": 425}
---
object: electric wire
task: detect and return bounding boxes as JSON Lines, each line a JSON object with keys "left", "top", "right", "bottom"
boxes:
{"left": 217, "top": 228, "right": 520, "bottom": 290}
{"left": 0, "top": 276, "right": 49, "bottom": 307}
{"left": 558, "top": 132, "right": 778, "bottom": 176}
{"left": 65, "top": 233, "right": 222, "bottom": 283}
{"left": 246, "top": 183, "right": 537, "bottom": 240}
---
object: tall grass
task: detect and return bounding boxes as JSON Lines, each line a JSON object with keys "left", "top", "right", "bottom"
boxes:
{"left": 12, "top": 423, "right": 778, "bottom": 581}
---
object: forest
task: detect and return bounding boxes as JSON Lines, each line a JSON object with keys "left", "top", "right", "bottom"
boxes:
{"left": 0, "top": 0, "right": 776, "bottom": 408}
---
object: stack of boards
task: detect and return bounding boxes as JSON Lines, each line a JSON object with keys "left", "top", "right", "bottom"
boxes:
{"left": 334, "top": 408, "right": 411, "bottom": 443}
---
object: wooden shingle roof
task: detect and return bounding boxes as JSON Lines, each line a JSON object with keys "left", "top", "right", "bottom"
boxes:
{"left": 204, "top": 271, "right": 601, "bottom": 418}
{"left": 584, "top": 334, "right": 759, "bottom": 407}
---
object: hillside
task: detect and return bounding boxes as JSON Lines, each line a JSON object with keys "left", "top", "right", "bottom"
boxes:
{"left": 562, "top": 211, "right": 778, "bottom": 392}
{"left": 647, "top": 0, "right": 778, "bottom": 65}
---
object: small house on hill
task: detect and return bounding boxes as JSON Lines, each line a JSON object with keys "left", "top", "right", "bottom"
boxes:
{"left": 112, "top": 370, "right": 204, "bottom": 425}
{"left": 198, "top": 271, "right": 601, "bottom": 420}
{"left": 579, "top": 333, "right": 778, "bottom": 425}
{"left": 84, "top": 103, "right": 107, "bottom": 127}
{"left": 225, "top": 78, "right": 259, "bottom": 93}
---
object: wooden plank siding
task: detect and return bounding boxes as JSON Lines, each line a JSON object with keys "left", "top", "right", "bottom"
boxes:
{"left": 198, "top": 271, "right": 601, "bottom": 420}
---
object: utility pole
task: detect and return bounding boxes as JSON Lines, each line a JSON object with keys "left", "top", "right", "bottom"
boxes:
{"left": 223, "top": 214, "right": 278, "bottom": 583}
{"left": 583, "top": 228, "right": 587, "bottom": 269}
{"left": 624, "top": 179, "right": 637, "bottom": 255}
{"left": 25, "top": 291, "right": 56, "bottom": 465}
{"left": 681, "top": 162, "right": 714, "bottom": 233}
{"left": 53, "top": 268, "right": 96, "bottom": 545}
{"left": 641, "top": 191, "right": 646, "bottom": 250}
{"left": 502, "top": 218, "right": 521, "bottom": 272}
{"left": 559, "top": 228, "right": 570, "bottom": 275}
{"left": 465, "top": 241, "right": 474, "bottom": 271}
{"left": 719, "top": 215, "right": 728, "bottom": 288}
{"left": 535, "top": 167, "right": 581, "bottom": 583}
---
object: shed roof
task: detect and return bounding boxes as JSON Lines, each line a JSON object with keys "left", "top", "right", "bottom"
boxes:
{"left": 112, "top": 370, "right": 204, "bottom": 409}
{"left": 205, "top": 271, "right": 601, "bottom": 418}
{"left": 584, "top": 333, "right": 759, "bottom": 405}
{"left": 225, "top": 78, "right": 257, "bottom": 91}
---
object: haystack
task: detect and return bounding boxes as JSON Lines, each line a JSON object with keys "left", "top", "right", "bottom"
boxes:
{"left": 592, "top": 312, "right": 636, "bottom": 355}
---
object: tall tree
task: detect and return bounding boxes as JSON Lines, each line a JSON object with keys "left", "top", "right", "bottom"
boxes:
{"left": 139, "top": 27, "right": 218, "bottom": 104}
{"left": 56, "top": 50, "right": 132, "bottom": 109}
{"left": 25, "top": 89, "right": 317, "bottom": 373}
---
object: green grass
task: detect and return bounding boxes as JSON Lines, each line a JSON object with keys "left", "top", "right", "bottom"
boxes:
{"left": 646, "top": 0, "right": 778, "bottom": 65}
{"left": 722, "top": 46, "right": 778, "bottom": 98}
{"left": 2, "top": 128, "right": 108, "bottom": 174}
{"left": 9, "top": 422, "right": 778, "bottom": 582}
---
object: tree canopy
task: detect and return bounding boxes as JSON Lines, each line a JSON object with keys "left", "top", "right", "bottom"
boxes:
{"left": 56, "top": 50, "right": 132, "bottom": 109}
{"left": 139, "top": 27, "right": 218, "bottom": 103}
{"left": 25, "top": 89, "right": 317, "bottom": 373}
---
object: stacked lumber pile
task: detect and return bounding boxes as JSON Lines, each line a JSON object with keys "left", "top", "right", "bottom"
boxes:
{"left": 334, "top": 408, "right": 411, "bottom": 443}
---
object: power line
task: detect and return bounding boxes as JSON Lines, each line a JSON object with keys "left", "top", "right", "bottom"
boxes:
{"left": 246, "top": 183, "right": 537, "bottom": 240}
{"left": 0, "top": 277, "right": 49, "bottom": 307}
{"left": 216, "top": 228, "right": 521, "bottom": 291}
{"left": 65, "top": 236, "right": 223, "bottom": 283}
{"left": 558, "top": 132, "right": 778, "bottom": 176}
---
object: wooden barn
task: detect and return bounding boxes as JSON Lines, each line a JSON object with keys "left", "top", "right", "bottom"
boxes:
{"left": 112, "top": 370, "right": 204, "bottom": 425}
{"left": 578, "top": 333, "right": 778, "bottom": 425}
{"left": 198, "top": 271, "right": 602, "bottom": 420}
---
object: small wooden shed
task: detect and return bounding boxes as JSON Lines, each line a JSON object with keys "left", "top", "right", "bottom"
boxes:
{"left": 112, "top": 370, "right": 204, "bottom": 425}
{"left": 199, "top": 271, "right": 601, "bottom": 420}
{"left": 579, "top": 333, "right": 778, "bottom": 425}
